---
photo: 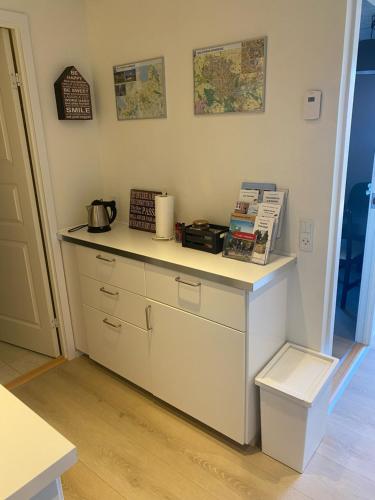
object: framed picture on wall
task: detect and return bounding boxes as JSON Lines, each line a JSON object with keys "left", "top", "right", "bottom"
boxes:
{"left": 113, "top": 57, "right": 167, "bottom": 120}
{"left": 193, "top": 37, "right": 267, "bottom": 115}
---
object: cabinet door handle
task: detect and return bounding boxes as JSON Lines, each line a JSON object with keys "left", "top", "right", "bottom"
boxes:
{"left": 175, "top": 276, "right": 201, "bottom": 287}
{"left": 96, "top": 254, "right": 116, "bottom": 263}
{"left": 100, "top": 286, "right": 119, "bottom": 296}
{"left": 103, "top": 317, "right": 122, "bottom": 329}
{"left": 145, "top": 305, "right": 152, "bottom": 333}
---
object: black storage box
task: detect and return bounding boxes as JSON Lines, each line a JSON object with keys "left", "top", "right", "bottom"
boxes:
{"left": 182, "top": 224, "right": 229, "bottom": 254}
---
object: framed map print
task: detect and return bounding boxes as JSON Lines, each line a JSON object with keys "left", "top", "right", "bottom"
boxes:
{"left": 113, "top": 57, "right": 167, "bottom": 120}
{"left": 193, "top": 37, "right": 266, "bottom": 115}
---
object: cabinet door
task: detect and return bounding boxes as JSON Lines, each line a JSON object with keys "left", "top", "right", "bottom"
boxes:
{"left": 83, "top": 305, "right": 151, "bottom": 392}
{"left": 149, "top": 301, "right": 246, "bottom": 443}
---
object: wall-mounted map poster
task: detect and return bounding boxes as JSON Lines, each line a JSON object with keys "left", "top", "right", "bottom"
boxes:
{"left": 193, "top": 37, "right": 266, "bottom": 115}
{"left": 113, "top": 57, "right": 167, "bottom": 120}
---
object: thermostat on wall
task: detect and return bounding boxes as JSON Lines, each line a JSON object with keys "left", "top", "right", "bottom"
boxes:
{"left": 304, "top": 90, "right": 322, "bottom": 120}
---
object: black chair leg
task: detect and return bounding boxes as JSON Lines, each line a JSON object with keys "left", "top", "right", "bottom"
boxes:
{"left": 340, "top": 260, "right": 352, "bottom": 310}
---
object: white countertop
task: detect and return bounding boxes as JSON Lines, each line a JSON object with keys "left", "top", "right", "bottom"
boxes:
{"left": 58, "top": 223, "right": 296, "bottom": 291}
{"left": 0, "top": 386, "right": 76, "bottom": 500}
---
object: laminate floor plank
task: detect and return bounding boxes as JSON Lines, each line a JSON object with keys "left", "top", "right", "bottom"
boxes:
{"left": 12, "top": 351, "right": 375, "bottom": 500}
{"left": 61, "top": 460, "right": 125, "bottom": 500}
{"left": 58, "top": 359, "right": 309, "bottom": 499}
{"left": 14, "top": 373, "right": 216, "bottom": 500}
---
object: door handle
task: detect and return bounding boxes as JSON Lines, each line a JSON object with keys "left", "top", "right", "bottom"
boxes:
{"left": 103, "top": 317, "right": 121, "bottom": 329}
{"left": 100, "top": 286, "right": 119, "bottom": 296}
{"left": 96, "top": 254, "right": 116, "bottom": 263}
{"left": 175, "top": 276, "right": 201, "bottom": 287}
{"left": 145, "top": 305, "right": 152, "bottom": 333}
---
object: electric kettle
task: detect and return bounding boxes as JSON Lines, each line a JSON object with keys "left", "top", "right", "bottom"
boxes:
{"left": 87, "top": 199, "right": 117, "bottom": 233}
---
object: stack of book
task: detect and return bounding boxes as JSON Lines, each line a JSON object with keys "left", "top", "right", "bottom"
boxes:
{"left": 222, "top": 182, "right": 288, "bottom": 265}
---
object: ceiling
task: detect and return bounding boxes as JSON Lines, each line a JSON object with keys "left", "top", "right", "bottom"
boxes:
{"left": 360, "top": 0, "right": 375, "bottom": 40}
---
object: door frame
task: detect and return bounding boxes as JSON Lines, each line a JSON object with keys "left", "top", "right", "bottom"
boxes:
{"left": 322, "top": 0, "right": 363, "bottom": 354}
{"left": 355, "top": 156, "right": 375, "bottom": 345}
{"left": 0, "top": 9, "right": 76, "bottom": 359}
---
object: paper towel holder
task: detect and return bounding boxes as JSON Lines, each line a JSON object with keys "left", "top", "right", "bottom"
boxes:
{"left": 153, "top": 193, "right": 175, "bottom": 241}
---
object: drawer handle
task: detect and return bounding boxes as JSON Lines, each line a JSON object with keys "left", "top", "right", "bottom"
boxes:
{"left": 145, "top": 305, "right": 152, "bottom": 333}
{"left": 100, "top": 286, "right": 119, "bottom": 296}
{"left": 175, "top": 276, "right": 201, "bottom": 287}
{"left": 103, "top": 317, "right": 121, "bottom": 329}
{"left": 96, "top": 254, "right": 116, "bottom": 263}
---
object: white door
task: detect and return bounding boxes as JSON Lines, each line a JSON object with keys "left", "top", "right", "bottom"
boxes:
{"left": 0, "top": 28, "right": 59, "bottom": 357}
{"left": 148, "top": 300, "right": 246, "bottom": 443}
{"left": 356, "top": 155, "right": 375, "bottom": 346}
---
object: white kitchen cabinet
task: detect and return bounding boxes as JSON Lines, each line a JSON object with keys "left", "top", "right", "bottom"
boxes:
{"left": 145, "top": 263, "right": 246, "bottom": 331}
{"left": 83, "top": 305, "right": 151, "bottom": 392}
{"left": 59, "top": 225, "right": 295, "bottom": 444}
{"left": 76, "top": 245, "right": 145, "bottom": 295}
{"left": 80, "top": 275, "right": 148, "bottom": 330}
{"left": 148, "top": 300, "right": 246, "bottom": 443}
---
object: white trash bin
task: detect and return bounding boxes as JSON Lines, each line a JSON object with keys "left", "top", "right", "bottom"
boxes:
{"left": 255, "top": 342, "right": 338, "bottom": 473}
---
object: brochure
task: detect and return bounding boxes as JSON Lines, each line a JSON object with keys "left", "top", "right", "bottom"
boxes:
{"left": 222, "top": 231, "right": 256, "bottom": 262}
{"left": 262, "top": 189, "right": 288, "bottom": 238}
{"left": 257, "top": 203, "right": 282, "bottom": 250}
{"left": 241, "top": 182, "right": 277, "bottom": 202}
{"left": 238, "top": 189, "right": 259, "bottom": 214}
{"left": 234, "top": 201, "right": 250, "bottom": 214}
{"left": 229, "top": 213, "right": 256, "bottom": 234}
{"left": 251, "top": 216, "right": 274, "bottom": 265}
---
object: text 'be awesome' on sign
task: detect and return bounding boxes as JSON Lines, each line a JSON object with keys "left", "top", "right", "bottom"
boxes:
{"left": 129, "top": 189, "right": 162, "bottom": 233}
{"left": 54, "top": 66, "right": 92, "bottom": 120}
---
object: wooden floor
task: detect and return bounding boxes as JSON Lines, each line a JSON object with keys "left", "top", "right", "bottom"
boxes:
{"left": 12, "top": 350, "right": 375, "bottom": 500}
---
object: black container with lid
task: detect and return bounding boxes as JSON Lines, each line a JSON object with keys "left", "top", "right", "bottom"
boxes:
{"left": 182, "top": 220, "right": 228, "bottom": 254}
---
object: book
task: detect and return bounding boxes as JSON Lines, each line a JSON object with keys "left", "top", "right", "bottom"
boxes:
{"left": 257, "top": 203, "right": 282, "bottom": 251}
{"left": 262, "top": 189, "right": 288, "bottom": 238}
{"left": 251, "top": 216, "right": 274, "bottom": 265}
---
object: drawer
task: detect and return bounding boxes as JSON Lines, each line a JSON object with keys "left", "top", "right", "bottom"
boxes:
{"left": 76, "top": 245, "right": 145, "bottom": 295}
{"left": 80, "top": 275, "right": 147, "bottom": 330}
{"left": 145, "top": 264, "right": 246, "bottom": 331}
{"left": 83, "top": 305, "right": 151, "bottom": 392}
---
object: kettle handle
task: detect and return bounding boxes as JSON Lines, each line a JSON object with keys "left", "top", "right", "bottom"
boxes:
{"left": 105, "top": 201, "right": 117, "bottom": 224}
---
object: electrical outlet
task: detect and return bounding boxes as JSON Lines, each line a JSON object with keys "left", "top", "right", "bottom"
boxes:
{"left": 299, "top": 220, "right": 314, "bottom": 252}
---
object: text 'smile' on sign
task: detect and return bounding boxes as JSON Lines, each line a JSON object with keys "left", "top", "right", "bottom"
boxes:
{"left": 129, "top": 189, "right": 162, "bottom": 233}
{"left": 54, "top": 66, "right": 92, "bottom": 120}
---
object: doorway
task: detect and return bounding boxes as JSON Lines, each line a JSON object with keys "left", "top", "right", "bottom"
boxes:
{"left": 0, "top": 27, "right": 60, "bottom": 385}
{"left": 332, "top": 0, "right": 375, "bottom": 362}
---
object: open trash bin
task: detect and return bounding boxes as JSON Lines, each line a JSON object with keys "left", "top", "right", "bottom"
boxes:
{"left": 255, "top": 342, "right": 338, "bottom": 473}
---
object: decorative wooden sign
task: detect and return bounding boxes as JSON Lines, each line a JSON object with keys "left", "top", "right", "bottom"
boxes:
{"left": 54, "top": 66, "right": 92, "bottom": 120}
{"left": 129, "top": 189, "right": 162, "bottom": 233}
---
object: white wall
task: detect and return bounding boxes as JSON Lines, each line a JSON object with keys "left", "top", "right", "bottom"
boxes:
{"left": 0, "top": 0, "right": 101, "bottom": 228}
{"left": 85, "top": 0, "right": 348, "bottom": 351}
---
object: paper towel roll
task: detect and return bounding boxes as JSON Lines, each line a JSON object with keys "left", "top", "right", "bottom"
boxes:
{"left": 155, "top": 194, "right": 174, "bottom": 239}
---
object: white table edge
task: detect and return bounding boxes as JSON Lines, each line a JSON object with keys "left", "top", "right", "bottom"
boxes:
{"left": 7, "top": 448, "right": 77, "bottom": 500}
